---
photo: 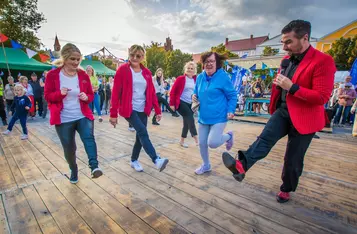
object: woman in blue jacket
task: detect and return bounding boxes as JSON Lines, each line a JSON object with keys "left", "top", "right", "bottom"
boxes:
{"left": 193, "top": 52, "right": 237, "bottom": 175}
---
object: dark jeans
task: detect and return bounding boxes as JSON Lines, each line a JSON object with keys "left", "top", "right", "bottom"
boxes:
{"left": 34, "top": 97, "right": 43, "bottom": 116}
{"left": 126, "top": 111, "right": 158, "bottom": 163}
{"left": 239, "top": 108, "right": 314, "bottom": 193}
{"left": 55, "top": 118, "right": 99, "bottom": 171}
{"left": 0, "top": 96, "right": 6, "bottom": 121}
{"left": 89, "top": 92, "right": 102, "bottom": 116}
{"left": 99, "top": 92, "right": 105, "bottom": 111}
{"left": 153, "top": 93, "right": 175, "bottom": 123}
{"left": 42, "top": 95, "right": 48, "bottom": 118}
{"left": 8, "top": 113, "right": 27, "bottom": 134}
{"left": 6, "top": 99, "right": 13, "bottom": 113}
{"left": 334, "top": 105, "right": 352, "bottom": 124}
{"left": 177, "top": 100, "right": 197, "bottom": 138}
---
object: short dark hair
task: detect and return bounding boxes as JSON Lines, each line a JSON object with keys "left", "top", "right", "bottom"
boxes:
{"left": 200, "top": 52, "right": 227, "bottom": 70}
{"left": 282, "top": 20, "right": 311, "bottom": 40}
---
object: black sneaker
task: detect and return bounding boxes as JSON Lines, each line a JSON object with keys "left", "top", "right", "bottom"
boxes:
{"left": 222, "top": 152, "right": 246, "bottom": 182}
{"left": 152, "top": 122, "right": 160, "bottom": 125}
{"left": 70, "top": 169, "right": 79, "bottom": 184}
{"left": 172, "top": 112, "right": 179, "bottom": 117}
{"left": 91, "top": 167, "right": 103, "bottom": 178}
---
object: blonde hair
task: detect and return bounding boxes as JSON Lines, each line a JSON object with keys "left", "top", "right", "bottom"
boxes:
{"left": 19, "top": 76, "right": 28, "bottom": 83}
{"left": 128, "top": 44, "right": 145, "bottom": 56}
{"left": 184, "top": 61, "right": 197, "bottom": 75}
{"left": 155, "top": 68, "right": 164, "bottom": 84}
{"left": 14, "top": 84, "right": 25, "bottom": 95}
{"left": 53, "top": 43, "right": 82, "bottom": 67}
{"left": 86, "top": 65, "right": 96, "bottom": 77}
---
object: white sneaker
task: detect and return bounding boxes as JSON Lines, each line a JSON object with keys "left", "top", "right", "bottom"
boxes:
{"left": 128, "top": 127, "right": 135, "bottom": 132}
{"left": 155, "top": 157, "right": 169, "bottom": 172}
{"left": 130, "top": 160, "right": 143, "bottom": 172}
{"left": 195, "top": 164, "right": 211, "bottom": 175}
{"left": 180, "top": 142, "right": 188, "bottom": 148}
{"left": 2, "top": 130, "right": 10, "bottom": 135}
{"left": 21, "top": 134, "right": 28, "bottom": 140}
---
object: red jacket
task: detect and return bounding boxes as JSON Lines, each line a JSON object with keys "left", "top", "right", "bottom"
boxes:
{"left": 269, "top": 47, "right": 336, "bottom": 134}
{"left": 44, "top": 68, "right": 94, "bottom": 125}
{"left": 110, "top": 62, "right": 161, "bottom": 118}
{"left": 169, "top": 75, "right": 197, "bottom": 109}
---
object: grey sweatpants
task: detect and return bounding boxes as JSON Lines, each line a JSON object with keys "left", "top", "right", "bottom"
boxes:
{"left": 198, "top": 122, "right": 230, "bottom": 167}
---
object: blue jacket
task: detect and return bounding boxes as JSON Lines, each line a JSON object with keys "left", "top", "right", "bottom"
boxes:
{"left": 194, "top": 68, "right": 237, "bottom": 124}
{"left": 11, "top": 95, "right": 32, "bottom": 116}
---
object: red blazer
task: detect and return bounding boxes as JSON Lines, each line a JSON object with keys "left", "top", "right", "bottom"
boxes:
{"left": 269, "top": 47, "right": 336, "bottom": 134}
{"left": 169, "top": 75, "right": 197, "bottom": 110}
{"left": 44, "top": 68, "right": 95, "bottom": 125}
{"left": 110, "top": 62, "right": 161, "bottom": 118}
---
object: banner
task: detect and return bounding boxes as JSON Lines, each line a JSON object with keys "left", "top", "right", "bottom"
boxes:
{"left": 0, "top": 34, "right": 8, "bottom": 43}
{"left": 39, "top": 53, "right": 50, "bottom": 62}
{"left": 350, "top": 58, "right": 357, "bottom": 86}
{"left": 10, "top": 40, "right": 23, "bottom": 49}
{"left": 231, "top": 65, "right": 247, "bottom": 93}
{"left": 262, "top": 62, "right": 268, "bottom": 69}
{"left": 249, "top": 64, "right": 256, "bottom": 71}
{"left": 25, "top": 48, "right": 37, "bottom": 58}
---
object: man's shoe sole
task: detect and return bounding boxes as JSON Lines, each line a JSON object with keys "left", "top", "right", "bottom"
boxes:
{"left": 92, "top": 170, "right": 103, "bottom": 178}
{"left": 276, "top": 196, "right": 290, "bottom": 203}
{"left": 222, "top": 152, "right": 245, "bottom": 182}
{"left": 159, "top": 159, "right": 169, "bottom": 172}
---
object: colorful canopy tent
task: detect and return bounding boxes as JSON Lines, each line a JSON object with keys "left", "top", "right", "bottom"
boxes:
{"left": 80, "top": 60, "right": 116, "bottom": 76}
{"left": 0, "top": 47, "right": 52, "bottom": 71}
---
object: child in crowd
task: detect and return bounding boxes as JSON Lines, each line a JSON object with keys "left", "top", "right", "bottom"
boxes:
{"left": 3, "top": 84, "right": 32, "bottom": 140}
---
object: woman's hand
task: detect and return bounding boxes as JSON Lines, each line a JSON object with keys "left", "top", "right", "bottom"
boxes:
{"left": 192, "top": 94, "right": 198, "bottom": 103}
{"left": 25, "top": 106, "right": 30, "bottom": 110}
{"left": 227, "top": 113, "right": 234, "bottom": 119}
{"left": 60, "top": 87, "right": 69, "bottom": 96}
{"left": 109, "top": 117, "right": 118, "bottom": 128}
{"left": 351, "top": 107, "right": 356, "bottom": 114}
{"left": 78, "top": 92, "right": 88, "bottom": 101}
{"left": 156, "top": 114, "right": 162, "bottom": 122}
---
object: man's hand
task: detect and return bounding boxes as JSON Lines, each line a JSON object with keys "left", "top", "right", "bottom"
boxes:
{"left": 273, "top": 74, "right": 293, "bottom": 91}
{"left": 109, "top": 117, "right": 118, "bottom": 128}
{"left": 25, "top": 106, "right": 30, "bottom": 110}
{"left": 156, "top": 114, "right": 162, "bottom": 122}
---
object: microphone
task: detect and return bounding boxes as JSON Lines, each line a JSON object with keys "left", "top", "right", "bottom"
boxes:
{"left": 276, "top": 59, "right": 290, "bottom": 90}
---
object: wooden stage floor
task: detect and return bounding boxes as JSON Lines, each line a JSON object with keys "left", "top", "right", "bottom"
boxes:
{"left": 0, "top": 114, "right": 356, "bottom": 234}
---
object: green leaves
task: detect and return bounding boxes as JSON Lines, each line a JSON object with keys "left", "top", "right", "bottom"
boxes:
{"left": 327, "top": 35, "right": 357, "bottom": 70}
{"left": 262, "top": 46, "right": 279, "bottom": 56}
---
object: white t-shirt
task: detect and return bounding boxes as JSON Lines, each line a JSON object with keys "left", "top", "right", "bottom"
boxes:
{"left": 180, "top": 76, "right": 195, "bottom": 104}
{"left": 59, "top": 71, "right": 85, "bottom": 123}
{"left": 131, "top": 68, "right": 147, "bottom": 112}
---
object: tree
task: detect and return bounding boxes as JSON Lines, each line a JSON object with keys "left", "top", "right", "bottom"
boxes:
{"left": 211, "top": 43, "right": 238, "bottom": 58}
{"left": 102, "top": 58, "right": 116, "bottom": 70}
{"left": 145, "top": 41, "right": 166, "bottom": 74}
{"left": 0, "top": 0, "right": 46, "bottom": 50}
{"left": 197, "top": 63, "right": 203, "bottom": 74}
{"left": 262, "top": 46, "right": 279, "bottom": 56}
{"left": 165, "top": 49, "right": 192, "bottom": 78}
{"left": 327, "top": 36, "right": 357, "bottom": 70}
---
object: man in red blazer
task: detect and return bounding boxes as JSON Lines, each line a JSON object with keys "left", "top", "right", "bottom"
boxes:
{"left": 222, "top": 20, "right": 336, "bottom": 203}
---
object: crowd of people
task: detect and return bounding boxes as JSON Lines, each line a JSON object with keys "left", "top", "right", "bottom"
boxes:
{"left": 0, "top": 19, "right": 355, "bottom": 204}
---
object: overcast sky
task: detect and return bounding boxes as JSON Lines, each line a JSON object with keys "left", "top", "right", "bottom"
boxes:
{"left": 37, "top": 0, "right": 357, "bottom": 58}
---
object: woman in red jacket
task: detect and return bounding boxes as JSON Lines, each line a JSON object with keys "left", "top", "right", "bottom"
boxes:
{"left": 170, "top": 61, "right": 198, "bottom": 148}
{"left": 109, "top": 44, "right": 169, "bottom": 172}
{"left": 45, "top": 43, "right": 103, "bottom": 184}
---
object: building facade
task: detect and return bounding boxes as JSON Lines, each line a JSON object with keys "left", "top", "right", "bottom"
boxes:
{"left": 225, "top": 35, "right": 269, "bottom": 57}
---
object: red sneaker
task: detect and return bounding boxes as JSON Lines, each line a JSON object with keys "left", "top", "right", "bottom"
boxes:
{"left": 222, "top": 152, "right": 245, "bottom": 182}
{"left": 276, "top": 191, "right": 290, "bottom": 203}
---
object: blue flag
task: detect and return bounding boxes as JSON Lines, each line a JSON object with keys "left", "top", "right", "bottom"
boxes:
{"left": 240, "top": 54, "right": 248, "bottom": 59}
{"left": 49, "top": 51, "right": 55, "bottom": 61}
{"left": 85, "top": 55, "right": 92, "bottom": 60}
{"left": 18, "top": 72, "right": 21, "bottom": 77}
{"left": 261, "top": 75, "right": 266, "bottom": 80}
{"left": 269, "top": 68, "right": 274, "bottom": 77}
{"left": 249, "top": 64, "right": 256, "bottom": 71}
{"left": 0, "top": 71, "right": 4, "bottom": 76}
{"left": 11, "top": 40, "right": 23, "bottom": 49}
{"left": 350, "top": 58, "right": 357, "bottom": 86}
{"left": 262, "top": 62, "right": 267, "bottom": 69}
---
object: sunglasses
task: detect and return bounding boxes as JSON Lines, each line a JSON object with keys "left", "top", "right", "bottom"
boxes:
{"left": 129, "top": 53, "right": 143, "bottom": 59}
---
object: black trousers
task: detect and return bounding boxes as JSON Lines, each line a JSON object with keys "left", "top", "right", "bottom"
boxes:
{"left": 34, "top": 97, "right": 43, "bottom": 116}
{"left": 0, "top": 96, "right": 6, "bottom": 121}
{"left": 6, "top": 99, "right": 14, "bottom": 113}
{"left": 152, "top": 93, "right": 175, "bottom": 123}
{"left": 176, "top": 101, "right": 197, "bottom": 138}
{"left": 239, "top": 108, "right": 314, "bottom": 193}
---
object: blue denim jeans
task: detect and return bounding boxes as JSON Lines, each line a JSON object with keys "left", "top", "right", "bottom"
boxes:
{"left": 334, "top": 105, "right": 352, "bottom": 124}
{"left": 126, "top": 111, "right": 158, "bottom": 163}
{"left": 8, "top": 113, "right": 27, "bottom": 135}
{"left": 55, "top": 117, "right": 99, "bottom": 171}
{"left": 89, "top": 92, "right": 102, "bottom": 116}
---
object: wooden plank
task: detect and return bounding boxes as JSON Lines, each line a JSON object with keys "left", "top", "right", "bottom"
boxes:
{"left": 0, "top": 156, "right": 17, "bottom": 192}
{"left": 112, "top": 158, "right": 296, "bottom": 234}
{"left": 0, "top": 195, "right": 11, "bottom": 234}
{"left": 76, "top": 171, "right": 158, "bottom": 234}
{"left": 52, "top": 176, "right": 126, "bottom": 234}
{"left": 3, "top": 189, "right": 42, "bottom": 234}
{"left": 83, "top": 168, "right": 190, "bottom": 234}
{"left": 103, "top": 166, "right": 227, "bottom": 234}
{"left": 22, "top": 185, "right": 62, "bottom": 234}
{"left": 35, "top": 180, "right": 94, "bottom": 234}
